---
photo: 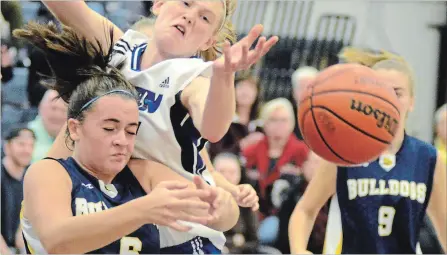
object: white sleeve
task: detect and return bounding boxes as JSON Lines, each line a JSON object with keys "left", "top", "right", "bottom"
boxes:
{"left": 109, "top": 29, "right": 150, "bottom": 68}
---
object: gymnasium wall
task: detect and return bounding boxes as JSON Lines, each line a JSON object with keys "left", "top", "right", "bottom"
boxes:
{"left": 233, "top": 1, "right": 446, "bottom": 143}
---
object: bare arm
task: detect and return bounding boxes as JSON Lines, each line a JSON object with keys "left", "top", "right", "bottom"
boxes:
{"left": 181, "top": 74, "right": 235, "bottom": 143}
{"left": 288, "top": 159, "right": 337, "bottom": 254}
{"left": 24, "top": 159, "right": 210, "bottom": 254}
{"left": 42, "top": 1, "right": 123, "bottom": 50}
{"left": 24, "top": 160, "right": 148, "bottom": 254}
{"left": 427, "top": 153, "right": 447, "bottom": 253}
{"left": 0, "top": 235, "right": 11, "bottom": 255}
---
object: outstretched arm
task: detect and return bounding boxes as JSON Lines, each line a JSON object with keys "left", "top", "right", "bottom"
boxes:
{"left": 42, "top": 1, "right": 122, "bottom": 50}
{"left": 181, "top": 25, "right": 278, "bottom": 143}
{"left": 427, "top": 152, "right": 447, "bottom": 253}
{"left": 288, "top": 159, "right": 337, "bottom": 254}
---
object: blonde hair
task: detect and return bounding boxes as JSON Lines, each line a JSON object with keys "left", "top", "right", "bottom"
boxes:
{"left": 200, "top": 0, "right": 237, "bottom": 61}
{"left": 291, "top": 66, "right": 319, "bottom": 89}
{"left": 131, "top": 17, "right": 156, "bottom": 31}
{"left": 339, "top": 47, "right": 416, "bottom": 96}
{"left": 260, "top": 98, "right": 295, "bottom": 129}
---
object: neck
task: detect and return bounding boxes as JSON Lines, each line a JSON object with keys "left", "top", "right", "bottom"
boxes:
{"left": 237, "top": 105, "right": 251, "bottom": 125}
{"left": 385, "top": 129, "right": 405, "bottom": 155}
{"left": 72, "top": 154, "right": 115, "bottom": 184}
{"left": 2, "top": 157, "right": 25, "bottom": 181}
{"left": 141, "top": 40, "right": 186, "bottom": 70}
{"left": 268, "top": 137, "right": 288, "bottom": 157}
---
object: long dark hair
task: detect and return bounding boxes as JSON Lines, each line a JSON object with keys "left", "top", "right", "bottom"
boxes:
{"left": 13, "top": 21, "right": 138, "bottom": 147}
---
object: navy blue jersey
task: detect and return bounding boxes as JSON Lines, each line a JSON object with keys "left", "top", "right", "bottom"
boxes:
{"left": 22, "top": 157, "right": 160, "bottom": 254}
{"left": 335, "top": 135, "right": 437, "bottom": 254}
{"left": 160, "top": 237, "right": 221, "bottom": 254}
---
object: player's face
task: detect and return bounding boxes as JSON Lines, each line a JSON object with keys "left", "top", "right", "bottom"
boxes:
{"left": 152, "top": 0, "right": 224, "bottom": 57}
{"left": 236, "top": 79, "right": 258, "bottom": 108}
{"left": 264, "top": 107, "right": 294, "bottom": 141}
{"left": 71, "top": 95, "right": 139, "bottom": 175}
{"left": 375, "top": 69, "right": 414, "bottom": 128}
{"left": 4, "top": 130, "right": 35, "bottom": 167}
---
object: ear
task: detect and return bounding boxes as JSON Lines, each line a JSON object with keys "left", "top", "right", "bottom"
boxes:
{"left": 67, "top": 119, "right": 81, "bottom": 142}
{"left": 151, "top": 0, "right": 165, "bottom": 16}
{"left": 199, "top": 36, "right": 217, "bottom": 52}
{"left": 3, "top": 142, "right": 11, "bottom": 156}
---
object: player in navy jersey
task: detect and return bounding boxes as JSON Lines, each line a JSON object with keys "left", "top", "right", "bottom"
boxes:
{"left": 14, "top": 24, "right": 213, "bottom": 254}
{"left": 288, "top": 48, "right": 446, "bottom": 254}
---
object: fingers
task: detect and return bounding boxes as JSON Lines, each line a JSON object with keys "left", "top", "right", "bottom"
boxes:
{"left": 159, "top": 181, "right": 189, "bottom": 190}
{"left": 173, "top": 189, "right": 211, "bottom": 202}
{"left": 168, "top": 221, "right": 193, "bottom": 232}
{"left": 238, "top": 185, "right": 251, "bottom": 199}
{"left": 240, "top": 24, "right": 264, "bottom": 46}
{"left": 193, "top": 175, "right": 208, "bottom": 190}
{"left": 242, "top": 192, "right": 258, "bottom": 206}
{"left": 260, "top": 36, "right": 279, "bottom": 56}
{"left": 223, "top": 40, "right": 232, "bottom": 70}
{"left": 251, "top": 202, "right": 260, "bottom": 211}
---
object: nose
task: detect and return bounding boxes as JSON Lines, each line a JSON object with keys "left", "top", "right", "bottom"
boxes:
{"left": 182, "top": 12, "right": 193, "bottom": 25}
{"left": 112, "top": 130, "right": 129, "bottom": 147}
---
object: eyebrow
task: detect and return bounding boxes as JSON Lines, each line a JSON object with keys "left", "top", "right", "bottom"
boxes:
{"left": 103, "top": 118, "right": 139, "bottom": 126}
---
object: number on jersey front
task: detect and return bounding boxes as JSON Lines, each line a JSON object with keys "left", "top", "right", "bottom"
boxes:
{"left": 378, "top": 206, "right": 396, "bottom": 236}
{"left": 120, "top": 237, "right": 142, "bottom": 254}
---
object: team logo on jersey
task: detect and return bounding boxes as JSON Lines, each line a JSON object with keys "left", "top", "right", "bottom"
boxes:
{"left": 136, "top": 87, "right": 163, "bottom": 113}
{"left": 379, "top": 153, "right": 396, "bottom": 171}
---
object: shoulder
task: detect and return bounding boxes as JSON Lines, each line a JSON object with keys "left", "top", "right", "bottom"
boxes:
{"left": 406, "top": 135, "right": 437, "bottom": 161}
{"left": 24, "top": 158, "right": 72, "bottom": 190}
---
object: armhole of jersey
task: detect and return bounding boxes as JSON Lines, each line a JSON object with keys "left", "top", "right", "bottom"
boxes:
{"left": 178, "top": 60, "right": 214, "bottom": 92}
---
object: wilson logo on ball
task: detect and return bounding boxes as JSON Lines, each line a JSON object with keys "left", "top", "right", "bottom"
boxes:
{"left": 350, "top": 99, "right": 399, "bottom": 136}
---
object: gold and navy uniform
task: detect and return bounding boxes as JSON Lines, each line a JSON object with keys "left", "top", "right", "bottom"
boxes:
{"left": 21, "top": 157, "right": 160, "bottom": 254}
{"left": 324, "top": 135, "right": 437, "bottom": 254}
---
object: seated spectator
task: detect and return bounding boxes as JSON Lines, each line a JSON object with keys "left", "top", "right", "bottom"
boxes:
{"left": 1, "top": 127, "right": 35, "bottom": 254}
{"left": 241, "top": 98, "right": 309, "bottom": 220}
{"left": 214, "top": 153, "right": 259, "bottom": 254}
{"left": 209, "top": 74, "right": 263, "bottom": 160}
{"left": 27, "top": 89, "right": 67, "bottom": 162}
{"left": 290, "top": 66, "right": 318, "bottom": 140}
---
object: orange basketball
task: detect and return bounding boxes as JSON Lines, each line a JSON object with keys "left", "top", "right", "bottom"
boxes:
{"left": 298, "top": 63, "right": 402, "bottom": 166}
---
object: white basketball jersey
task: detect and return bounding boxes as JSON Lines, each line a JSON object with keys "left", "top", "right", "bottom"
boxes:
{"left": 110, "top": 30, "right": 225, "bottom": 249}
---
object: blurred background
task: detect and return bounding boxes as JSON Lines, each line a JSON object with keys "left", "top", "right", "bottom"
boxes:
{"left": 1, "top": 1, "right": 446, "bottom": 254}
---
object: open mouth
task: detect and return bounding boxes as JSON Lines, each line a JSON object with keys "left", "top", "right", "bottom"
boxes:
{"left": 174, "top": 25, "right": 185, "bottom": 36}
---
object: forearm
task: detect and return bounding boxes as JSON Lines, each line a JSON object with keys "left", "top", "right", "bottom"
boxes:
{"left": 40, "top": 198, "right": 145, "bottom": 254}
{"left": 211, "top": 169, "right": 239, "bottom": 196}
{"left": 208, "top": 196, "right": 240, "bottom": 232}
{"left": 201, "top": 69, "right": 235, "bottom": 142}
{"left": 288, "top": 208, "right": 318, "bottom": 254}
{"left": 431, "top": 214, "right": 447, "bottom": 253}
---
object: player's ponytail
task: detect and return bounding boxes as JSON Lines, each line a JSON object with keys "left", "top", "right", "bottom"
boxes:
{"left": 13, "top": 21, "right": 128, "bottom": 102}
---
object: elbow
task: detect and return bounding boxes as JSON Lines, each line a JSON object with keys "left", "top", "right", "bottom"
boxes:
{"left": 209, "top": 203, "right": 240, "bottom": 232}
{"left": 41, "top": 233, "right": 75, "bottom": 254}
{"left": 201, "top": 129, "right": 226, "bottom": 143}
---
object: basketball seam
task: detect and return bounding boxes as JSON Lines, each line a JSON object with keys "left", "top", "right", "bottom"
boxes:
{"left": 299, "top": 89, "right": 401, "bottom": 115}
{"left": 310, "top": 86, "right": 356, "bottom": 165}
{"left": 312, "top": 105, "right": 391, "bottom": 145}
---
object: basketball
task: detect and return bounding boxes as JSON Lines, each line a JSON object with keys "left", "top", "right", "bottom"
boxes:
{"left": 298, "top": 63, "right": 402, "bottom": 166}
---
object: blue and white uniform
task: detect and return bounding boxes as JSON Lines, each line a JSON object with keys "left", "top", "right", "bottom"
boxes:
{"left": 110, "top": 30, "right": 226, "bottom": 253}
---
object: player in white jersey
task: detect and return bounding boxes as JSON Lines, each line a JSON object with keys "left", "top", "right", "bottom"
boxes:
{"left": 41, "top": 0, "right": 278, "bottom": 253}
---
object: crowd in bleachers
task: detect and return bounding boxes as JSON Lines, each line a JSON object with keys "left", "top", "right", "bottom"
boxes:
{"left": 1, "top": 1, "right": 446, "bottom": 254}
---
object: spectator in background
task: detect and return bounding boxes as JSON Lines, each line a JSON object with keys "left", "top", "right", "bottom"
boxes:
{"left": 1, "top": 45, "right": 14, "bottom": 83}
{"left": 209, "top": 74, "right": 264, "bottom": 160}
{"left": 290, "top": 66, "right": 318, "bottom": 140}
{"left": 242, "top": 98, "right": 309, "bottom": 220}
{"left": 1, "top": 127, "right": 35, "bottom": 254}
{"left": 434, "top": 104, "right": 446, "bottom": 164}
{"left": 1, "top": 1, "right": 24, "bottom": 48}
{"left": 27, "top": 89, "right": 67, "bottom": 162}
{"left": 214, "top": 153, "right": 259, "bottom": 254}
